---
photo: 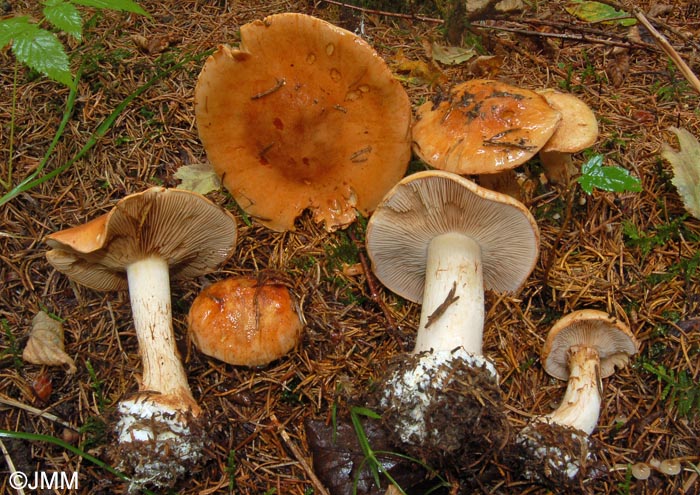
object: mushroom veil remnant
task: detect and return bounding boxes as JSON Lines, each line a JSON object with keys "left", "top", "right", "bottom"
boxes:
{"left": 45, "top": 187, "right": 238, "bottom": 490}
{"left": 516, "top": 309, "right": 638, "bottom": 487}
{"left": 194, "top": 12, "right": 412, "bottom": 232}
{"left": 364, "top": 170, "right": 539, "bottom": 466}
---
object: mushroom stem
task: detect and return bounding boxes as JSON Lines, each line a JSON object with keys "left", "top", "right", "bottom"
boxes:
{"left": 414, "top": 232, "right": 484, "bottom": 356}
{"left": 547, "top": 345, "right": 602, "bottom": 435}
{"left": 126, "top": 256, "right": 198, "bottom": 412}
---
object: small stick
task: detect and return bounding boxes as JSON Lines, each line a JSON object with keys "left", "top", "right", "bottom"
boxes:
{"left": 270, "top": 414, "right": 331, "bottom": 495}
{"left": 425, "top": 282, "right": 460, "bottom": 328}
{"left": 0, "top": 438, "right": 26, "bottom": 495}
{"left": 0, "top": 396, "right": 75, "bottom": 430}
{"left": 346, "top": 229, "right": 398, "bottom": 331}
{"left": 632, "top": 9, "right": 700, "bottom": 95}
{"left": 251, "top": 78, "right": 286, "bottom": 100}
{"left": 319, "top": 0, "right": 443, "bottom": 24}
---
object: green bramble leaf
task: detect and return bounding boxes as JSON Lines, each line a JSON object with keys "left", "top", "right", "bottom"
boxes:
{"left": 0, "top": 17, "right": 34, "bottom": 49}
{"left": 11, "top": 24, "right": 74, "bottom": 88}
{"left": 43, "top": 0, "right": 83, "bottom": 41}
{"left": 566, "top": 1, "right": 636, "bottom": 27}
{"left": 578, "top": 154, "right": 642, "bottom": 194}
{"left": 69, "top": 0, "right": 149, "bottom": 16}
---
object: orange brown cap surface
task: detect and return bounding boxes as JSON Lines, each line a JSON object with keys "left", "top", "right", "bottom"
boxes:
{"left": 188, "top": 276, "right": 303, "bottom": 367}
{"left": 194, "top": 13, "right": 412, "bottom": 232}
{"left": 412, "top": 79, "right": 561, "bottom": 175}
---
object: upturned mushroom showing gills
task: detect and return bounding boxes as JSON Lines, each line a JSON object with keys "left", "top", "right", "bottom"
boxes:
{"left": 188, "top": 276, "right": 303, "bottom": 367}
{"left": 516, "top": 309, "right": 639, "bottom": 487}
{"left": 364, "top": 170, "right": 540, "bottom": 465}
{"left": 44, "top": 187, "right": 238, "bottom": 490}
{"left": 194, "top": 12, "right": 412, "bottom": 232}
{"left": 412, "top": 79, "right": 562, "bottom": 175}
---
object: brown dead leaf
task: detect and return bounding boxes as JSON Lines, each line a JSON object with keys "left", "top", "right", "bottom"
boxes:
{"left": 607, "top": 47, "right": 630, "bottom": 87}
{"left": 131, "top": 34, "right": 177, "bottom": 54}
{"left": 390, "top": 49, "right": 446, "bottom": 87}
{"left": 23, "top": 311, "right": 76, "bottom": 374}
{"left": 468, "top": 55, "right": 505, "bottom": 78}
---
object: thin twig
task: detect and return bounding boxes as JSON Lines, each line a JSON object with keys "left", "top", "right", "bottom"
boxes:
{"left": 346, "top": 228, "right": 398, "bottom": 332}
{"left": 479, "top": 23, "right": 635, "bottom": 49}
{"left": 542, "top": 185, "right": 577, "bottom": 287}
{"left": 319, "top": 0, "right": 443, "bottom": 24}
{"left": 0, "top": 396, "right": 75, "bottom": 430}
{"left": 632, "top": 9, "right": 700, "bottom": 94}
{"left": 270, "top": 414, "right": 331, "bottom": 495}
{"left": 0, "top": 438, "right": 26, "bottom": 495}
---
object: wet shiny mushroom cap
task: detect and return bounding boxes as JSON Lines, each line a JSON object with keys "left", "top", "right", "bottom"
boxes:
{"left": 412, "top": 79, "right": 562, "bottom": 175}
{"left": 542, "top": 309, "right": 639, "bottom": 381}
{"left": 187, "top": 276, "right": 303, "bottom": 367}
{"left": 194, "top": 13, "right": 412, "bottom": 232}
{"left": 45, "top": 187, "right": 238, "bottom": 291}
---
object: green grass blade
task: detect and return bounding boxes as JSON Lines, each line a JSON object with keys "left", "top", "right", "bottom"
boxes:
{"left": 0, "top": 429, "right": 156, "bottom": 495}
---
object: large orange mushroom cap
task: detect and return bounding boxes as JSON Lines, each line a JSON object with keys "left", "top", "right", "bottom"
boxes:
{"left": 194, "top": 13, "right": 412, "bottom": 232}
{"left": 412, "top": 79, "right": 562, "bottom": 175}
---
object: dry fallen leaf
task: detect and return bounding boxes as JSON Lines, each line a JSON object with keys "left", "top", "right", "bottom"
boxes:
{"left": 390, "top": 49, "right": 446, "bottom": 87}
{"left": 660, "top": 127, "right": 700, "bottom": 219}
{"left": 23, "top": 311, "right": 77, "bottom": 374}
{"left": 430, "top": 42, "right": 476, "bottom": 66}
{"left": 174, "top": 162, "right": 221, "bottom": 195}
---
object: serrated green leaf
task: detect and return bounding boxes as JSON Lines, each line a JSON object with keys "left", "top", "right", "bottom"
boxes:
{"left": 566, "top": 1, "right": 636, "bottom": 27}
{"left": 69, "top": 0, "right": 149, "bottom": 16}
{"left": 661, "top": 127, "right": 700, "bottom": 220}
{"left": 11, "top": 26, "right": 74, "bottom": 88}
{"left": 174, "top": 162, "right": 221, "bottom": 195}
{"left": 578, "top": 154, "right": 642, "bottom": 194}
{"left": 43, "top": 0, "right": 83, "bottom": 41}
{"left": 0, "top": 17, "right": 34, "bottom": 49}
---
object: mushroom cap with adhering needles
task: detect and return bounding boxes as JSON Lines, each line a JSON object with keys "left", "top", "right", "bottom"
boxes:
{"left": 366, "top": 170, "right": 540, "bottom": 304}
{"left": 194, "top": 13, "right": 412, "bottom": 232}
{"left": 411, "top": 79, "right": 561, "bottom": 175}
{"left": 45, "top": 187, "right": 238, "bottom": 289}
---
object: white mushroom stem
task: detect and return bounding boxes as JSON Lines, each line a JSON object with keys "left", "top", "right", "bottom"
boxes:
{"left": 414, "top": 232, "right": 485, "bottom": 356}
{"left": 126, "top": 255, "right": 199, "bottom": 413}
{"left": 546, "top": 345, "right": 602, "bottom": 435}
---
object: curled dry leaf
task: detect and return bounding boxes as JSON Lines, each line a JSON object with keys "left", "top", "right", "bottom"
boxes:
{"left": 23, "top": 311, "right": 77, "bottom": 374}
{"left": 174, "top": 162, "right": 221, "bottom": 195}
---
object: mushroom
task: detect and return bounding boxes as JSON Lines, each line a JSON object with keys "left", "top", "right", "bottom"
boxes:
{"left": 364, "top": 170, "right": 540, "bottom": 465}
{"left": 188, "top": 276, "right": 303, "bottom": 367}
{"left": 44, "top": 187, "right": 238, "bottom": 490}
{"left": 194, "top": 12, "right": 412, "bottom": 232}
{"left": 516, "top": 309, "right": 639, "bottom": 487}
{"left": 536, "top": 89, "right": 599, "bottom": 184}
{"left": 412, "top": 79, "right": 561, "bottom": 192}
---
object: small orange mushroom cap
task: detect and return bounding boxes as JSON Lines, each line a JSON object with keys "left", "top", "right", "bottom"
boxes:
{"left": 412, "top": 79, "right": 562, "bottom": 175}
{"left": 187, "top": 277, "right": 303, "bottom": 367}
{"left": 194, "top": 13, "right": 412, "bottom": 232}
